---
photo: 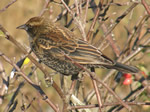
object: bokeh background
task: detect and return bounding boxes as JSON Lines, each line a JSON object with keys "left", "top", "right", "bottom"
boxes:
{"left": 0, "top": 0, "right": 150, "bottom": 112}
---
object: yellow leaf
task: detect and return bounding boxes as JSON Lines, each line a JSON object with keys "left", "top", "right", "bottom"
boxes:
{"left": 23, "top": 57, "right": 30, "bottom": 65}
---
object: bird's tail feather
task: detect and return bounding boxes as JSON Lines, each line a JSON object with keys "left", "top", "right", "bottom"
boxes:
{"left": 104, "top": 62, "right": 139, "bottom": 73}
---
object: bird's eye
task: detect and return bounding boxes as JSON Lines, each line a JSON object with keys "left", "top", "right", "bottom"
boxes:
{"left": 26, "top": 24, "right": 37, "bottom": 37}
{"left": 27, "top": 25, "right": 33, "bottom": 32}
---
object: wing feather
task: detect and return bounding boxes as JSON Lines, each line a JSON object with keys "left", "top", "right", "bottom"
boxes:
{"left": 36, "top": 25, "right": 114, "bottom": 66}
{"left": 69, "top": 40, "right": 114, "bottom": 65}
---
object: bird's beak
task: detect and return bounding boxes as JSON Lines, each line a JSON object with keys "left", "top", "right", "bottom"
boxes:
{"left": 16, "top": 24, "right": 27, "bottom": 30}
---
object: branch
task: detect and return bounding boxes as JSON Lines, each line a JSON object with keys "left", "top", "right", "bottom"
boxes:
{"left": 61, "top": 51, "right": 131, "bottom": 111}
{"left": 141, "top": 0, "right": 150, "bottom": 15}
{"left": 60, "top": 0, "right": 86, "bottom": 40}
{"left": 0, "top": 0, "right": 17, "bottom": 13}
{"left": 71, "top": 101, "right": 150, "bottom": 110}
{"left": 0, "top": 51, "right": 59, "bottom": 112}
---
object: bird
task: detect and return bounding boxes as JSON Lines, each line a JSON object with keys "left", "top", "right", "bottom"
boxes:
{"left": 17, "top": 16, "right": 139, "bottom": 76}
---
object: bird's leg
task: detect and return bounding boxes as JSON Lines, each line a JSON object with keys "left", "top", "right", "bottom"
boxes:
{"left": 71, "top": 74, "right": 79, "bottom": 80}
{"left": 67, "top": 74, "right": 78, "bottom": 97}
{"left": 91, "top": 67, "right": 95, "bottom": 72}
{"left": 63, "top": 74, "right": 78, "bottom": 108}
{"left": 69, "top": 74, "right": 79, "bottom": 94}
{"left": 60, "top": 75, "right": 64, "bottom": 89}
{"left": 74, "top": 72, "right": 84, "bottom": 97}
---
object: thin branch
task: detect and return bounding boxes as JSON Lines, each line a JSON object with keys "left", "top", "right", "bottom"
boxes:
{"left": 103, "top": 36, "right": 150, "bottom": 83}
{"left": 60, "top": 0, "right": 86, "bottom": 40}
{"left": 74, "top": 0, "right": 79, "bottom": 16}
{"left": 141, "top": 0, "right": 150, "bottom": 15}
{"left": 84, "top": 0, "right": 90, "bottom": 24}
{"left": 0, "top": 61, "right": 8, "bottom": 105}
{"left": 101, "top": 23, "right": 121, "bottom": 57}
{"left": 99, "top": 3, "right": 138, "bottom": 49}
{"left": 53, "top": 1, "right": 87, "bottom": 22}
{"left": 91, "top": 79, "right": 102, "bottom": 112}
{"left": 0, "top": 0, "right": 17, "bottom": 13}
{"left": 60, "top": 51, "right": 131, "bottom": 111}
{"left": 86, "top": 3, "right": 100, "bottom": 41}
{"left": 4, "top": 66, "right": 36, "bottom": 112}
{"left": 0, "top": 51, "right": 59, "bottom": 112}
{"left": 70, "top": 101, "right": 150, "bottom": 110}
{"left": 39, "top": 0, "right": 51, "bottom": 16}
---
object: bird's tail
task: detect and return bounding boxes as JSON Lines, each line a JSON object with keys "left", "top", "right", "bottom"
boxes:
{"left": 105, "top": 62, "right": 139, "bottom": 73}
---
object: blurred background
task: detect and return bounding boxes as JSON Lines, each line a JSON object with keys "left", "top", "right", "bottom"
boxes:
{"left": 0, "top": 0, "right": 150, "bottom": 112}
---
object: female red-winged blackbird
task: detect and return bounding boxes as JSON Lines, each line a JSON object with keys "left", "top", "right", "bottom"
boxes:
{"left": 17, "top": 17, "right": 139, "bottom": 76}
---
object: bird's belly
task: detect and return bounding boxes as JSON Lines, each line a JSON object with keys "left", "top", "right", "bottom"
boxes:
{"left": 33, "top": 50, "right": 81, "bottom": 76}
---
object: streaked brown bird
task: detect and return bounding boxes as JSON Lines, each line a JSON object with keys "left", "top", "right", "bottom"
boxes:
{"left": 17, "top": 16, "right": 139, "bottom": 76}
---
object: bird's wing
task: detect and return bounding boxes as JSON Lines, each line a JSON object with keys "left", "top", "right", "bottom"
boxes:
{"left": 36, "top": 27, "right": 114, "bottom": 65}
{"left": 69, "top": 40, "right": 114, "bottom": 65}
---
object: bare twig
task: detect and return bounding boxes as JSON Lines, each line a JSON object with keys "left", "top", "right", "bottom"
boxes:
{"left": 86, "top": 2, "right": 100, "bottom": 41}
{"left": 103, "top": 36, "right": 150, "bottom": 83}
{"left": 39, "top": 0, "right": 51, "bottom": 16}
{"left": 61, "top": 51, "right": 131, "bottom": 111}
{"left": 121, "top": 15, "right": 149, "bottom": 56}
{"left": 0, "top": 61, "right": 8, "bottom": 105}
{"left": 91, "top": 79, "right": 102, "bottom": 112}
{"left": 71, "top": 101, "right": 150, "bottom": 110}
{"left": 84, "top": 0, "right": 90, "bottom": 24}
{"left": 141, "top": 0, "right": 150, "bottom": 15}
{"left": 53, "top": 1, "right": 86, "bottom": 22}
{"left": 0, "top": 51, "right": 59, "bottom": 112}
{"left": 99, "top": 3, "right": 138, "bottom": 49}
{"left": 60, "top": 0, "right": 86, "bottom": 40}
{"left": 4, "top": 65, "right": 37, "bottom": 112}
{"left": 101, "top": 23, "right": 121, "bottom": 57}
{"left": 74, "top": 0, "right": 79, "bottom": 16}
{"left": 0, "top": 0, "right": 17, "bottom": 13}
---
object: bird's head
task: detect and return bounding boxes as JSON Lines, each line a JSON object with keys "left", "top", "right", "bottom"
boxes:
{"left": 17, "top": 16, "right": 47, "bottom": 37}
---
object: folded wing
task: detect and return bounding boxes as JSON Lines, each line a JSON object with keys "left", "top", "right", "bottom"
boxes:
{"left": 36, "top": 27, "right": 114, "bottom": 66}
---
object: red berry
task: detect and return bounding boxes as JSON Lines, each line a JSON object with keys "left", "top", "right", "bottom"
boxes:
{"left": 141, "top": 71, "right": 147, "bottom": 78}
{"left": 123, "top": 73, "right": 132, "bottom": 78}
{"left": 123, "top": 78, "right": 132, "bottom": 85}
